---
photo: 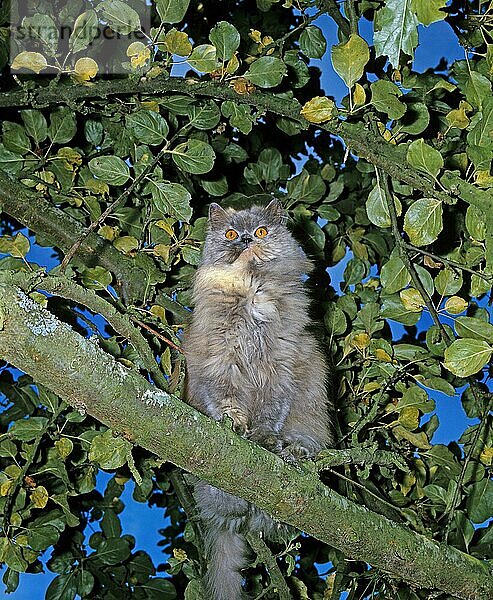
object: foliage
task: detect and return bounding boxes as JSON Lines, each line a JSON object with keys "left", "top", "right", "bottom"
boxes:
{"left": 0, "top": 0, "right": 492, "bottom": 599}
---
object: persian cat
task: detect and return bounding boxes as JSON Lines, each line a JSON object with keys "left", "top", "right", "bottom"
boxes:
{"left": 183, "top": 199, "right": 332, "bottom": 599}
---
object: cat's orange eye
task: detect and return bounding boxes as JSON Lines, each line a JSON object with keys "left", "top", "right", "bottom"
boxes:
{"left": 225, "top": 229, "right": 238, "bottom": 240}
{"left": 254, "top": 227, "right": 268, "bottom": 238}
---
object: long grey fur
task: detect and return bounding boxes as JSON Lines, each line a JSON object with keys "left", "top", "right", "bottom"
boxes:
{"left": 183, "top": 200, "right": 333, "bottom": 600}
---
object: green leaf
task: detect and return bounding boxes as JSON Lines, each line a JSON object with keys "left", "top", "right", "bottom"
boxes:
{"left": 10, "top": 232, "right": 30, "bottom": 258}
{"left": 209, "top": 21, "right": 240, "bottom": 61}
{"left": 401, "top": 103, "right": 433, "bottom": 134}
{"left": 69, "top": 10, "right": 99, "bottom": 54}
{"left": 374, "top": 0, "right": 419, "bottom": 68}
{"left": 89, "top": 429, "right": 132, "bottom": 469}
{"left": 245, "top": 56, "right": 287, "bottom": 88}
{"left": 381, "top": 295, "right": 421, "bottom": 326}
{"left": 455, "top": 316, "right": 493, "bottom": 344}
{"left": 21, "top": 110, "right": 48, "bottom": 144}
{"left": 221, "top": 101, "right": 255, "bottom": 134}
{"left": 406, "top": 139, "right": 443, "bottom": 178}
{"left": 98, "top": 0, "right": 141, "bottom": 35}
{"left": 397, "top": 385, "right": 435, "bottom": 414}
{"left": 46, "top": 572, "right": 77, "bottom": 600}
{"left": 412, "top": 0, "right": 447, "bottom": 26}
{"left": 443, "top": 339, "right": 492, "bottom": 377}
{"left": 434, "top": 268, "right": 463, "bottom": 296}
{"left": 299, "top": 26, "right": 327, "bottom": 59}
{"left": 22, "top": 15, "right": 58, "bottom": 56}
{"left": 466, "top": 479, "right": 493, "bottom": 524}
{"left": 9, "top": 416, "right": 48, "bottom": 441}
{"left": 380, "top": 256, "right": 411, "bottom": 294}
{"left": 144, "top": 578, "right": 178, "bottom": 599}
{"left": 125, "top": 110, "right": 169, "bottom": 145}
{"left": 188, "top": 101, "right": 221, "bottom": 130}
{"left": 324, "top": 305, "right": 347, "bottom": 336}
{"left": 27, "top": 525, "right": 60, "bottom": 551}
{"left": 403, "top": 198, "right": 443, "bottom": 246}
{"left": 187, "top": 44, "right": 220, "bottom": 73}
{"left": 331, "top": 34, "right": 369, "bottom": 89}
{"left": 146, "top": 181, "right": 193, "bottom": 222}
{"left": 156, "top": 0, "right": 190, "bottom": 23}
{"left": 366, "top": 184, "right": 391, "bottom": 227}
{"left": 91, "top": 537, "right": 131, "bottom": 565}
{"left": 370, "top": 80, "right": 406, "bottom": 119}
{"left": 80, "top": 266, "right": 112, "bottom": 290}
{"left": 286, "top": 169, "right": 326, "bottom": 204}
{"left": 465, "top": 205, "right": 486, "bottom": 242}
{"left": 0, "top": 143, "right": 24, "bottom": 174}
{"left": 2, "top": 122, "right": 31, "bottom": 155}
{"left": 88, "top": 156, "right": 130, "bottom": 186}
{"left": 1, "top": 542, "right": 28, "bottom": 573}
{"left": 171, "top": 139, "right": 215, "bottom": 174}
{"left": 49, "top": 107, "right": 77, "bottom": 144}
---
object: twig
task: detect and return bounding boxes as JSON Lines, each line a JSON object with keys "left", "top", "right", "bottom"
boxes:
{"left": 403, "top": 242, "right": 493, "bottom": 281}
{"left": 60, "top": 145, "right": 169, "bottom": 272}
{"left": 318, "top": 0, "right": 351, "bottom": 37}
{"left": 316, "top": 446, "right": 409, "bottom": 473}
{"left": 246, "top": 533, "right": 292, "bottom": 600}
{"left": 379, "top": 168, "right": 454, "bottom": 344}
{"left": 443, "top": 394, "right": 493, "bottom": 540}
{"left": 344, "top": 0, "right": 359, "bottom": 34}
{"left": 130, "top": 317, "right": 184, "bottom": 354}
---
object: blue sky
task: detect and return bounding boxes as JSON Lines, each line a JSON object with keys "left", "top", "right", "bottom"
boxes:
{"left": 4, "top": 13, "right": 472, "bottom": 600}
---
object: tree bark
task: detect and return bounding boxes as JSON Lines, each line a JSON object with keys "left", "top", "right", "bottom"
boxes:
{"left": 0, "top": 271, "right": 491, "bottom": 600}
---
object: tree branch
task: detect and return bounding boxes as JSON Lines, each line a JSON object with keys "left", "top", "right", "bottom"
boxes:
{"left": 0, "top": 77, "right": 490, "bottom": 216}
{"left": 0, "top": 270, "right": 491, "bottom": 600}
{"left": 0, "top": 170, "right": 163, "bottom": 302}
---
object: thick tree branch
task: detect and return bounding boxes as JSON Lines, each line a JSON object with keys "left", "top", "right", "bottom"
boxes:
{"left": 0, "top": 271, "right": 491, "bottom": 600}
{"left": 0, "top": 77, "right": 491, "bottom": 216}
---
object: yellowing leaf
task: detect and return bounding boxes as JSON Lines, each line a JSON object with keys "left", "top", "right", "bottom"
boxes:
{"left": 162, "top": 28, "right": 192, "bottom": 56}
{"left": 480, "top": 447, "right": 493, "bottom": 466}
{"left": 351, "top": 332, "right": 370, "bottom": 350}
{"left": 444, "top": 296, "right": 468, "bottom": 315}
{"left": 353, "top": 83, "right": 366, "bottom": 107}
{"left": 74, "top": 57, "right": 98, "bottom": 81}
{"left": 375, "top": 348, "right": 392, "bottom": 362}
{"left": 331, "top": 34, "right": 370, "bottom": 89}
{"left": 400, "top": 288, "right": 425, "bottom": 312}
{"left": 412, "top": 0, "right": 447, "bottom": 26}
{"left": 12, "top": 51, "right": 48, "bottom": 74}
{"left": 31, "top": 486, "right": 49, "bottom": 509}
{"left": 446, "top": 101, "right": 471, "bottom": 129}
{"left": 300, "top": 96, "right": 335, "bottom": 123}
{"left": 127, "top": 41, "right": 151, "bottom": 68}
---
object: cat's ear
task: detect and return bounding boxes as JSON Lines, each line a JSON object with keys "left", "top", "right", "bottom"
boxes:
{"left": 265, "top": 199, "right": 288, "bottom": 225}
{"left": 208, "top": 203, "right": 229, "bottom": 227}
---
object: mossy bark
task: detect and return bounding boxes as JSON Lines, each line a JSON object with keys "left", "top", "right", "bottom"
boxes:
{"left": 0, "top": 272, "right": 491, "bottom": 600}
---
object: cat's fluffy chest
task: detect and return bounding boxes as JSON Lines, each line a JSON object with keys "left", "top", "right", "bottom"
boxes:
{"left": 195, "top": 261, "right": 280, "bottom": 324}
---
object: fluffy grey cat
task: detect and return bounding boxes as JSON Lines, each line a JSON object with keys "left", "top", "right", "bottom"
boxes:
{"left": 183, "top": 199, "right": 332, "bottom": 600}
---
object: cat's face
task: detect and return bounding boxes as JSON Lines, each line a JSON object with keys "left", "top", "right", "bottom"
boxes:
{"left": 201, "top": 200, "right": 304, "bottom": 267}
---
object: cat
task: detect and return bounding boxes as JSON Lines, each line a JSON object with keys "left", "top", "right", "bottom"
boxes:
{"left": 182, "top": 199, "right": 333, "bottom": 600}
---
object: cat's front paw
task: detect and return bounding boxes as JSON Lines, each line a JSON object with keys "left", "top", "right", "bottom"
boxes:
{"left": 280, "top": 442, "right": 314, "bottom": 465}
{"left": 247, "top": 429, "right": 282, "bottom": 453}
{"left": 222, "top": 408, "right": 250, "bottom": 435}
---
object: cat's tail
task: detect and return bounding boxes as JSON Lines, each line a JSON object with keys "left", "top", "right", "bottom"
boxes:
{"left": 202, "top": 526, "right": 248, "bottom": 600}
